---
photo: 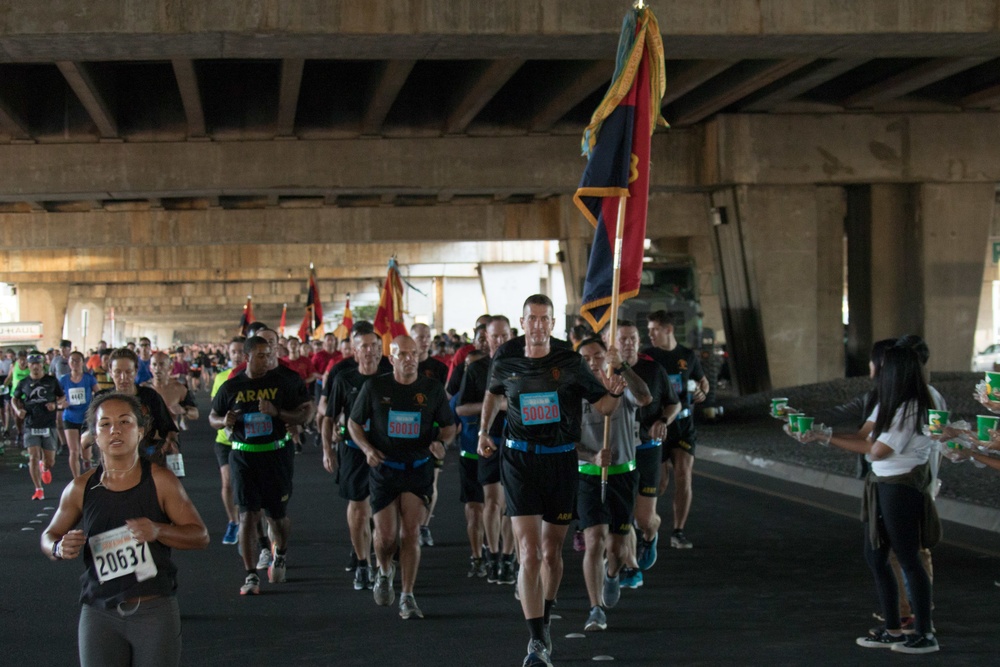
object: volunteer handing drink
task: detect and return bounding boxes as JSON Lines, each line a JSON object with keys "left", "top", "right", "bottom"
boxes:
{"left": 40, "top": 392, "right": 208, "bottom": 667}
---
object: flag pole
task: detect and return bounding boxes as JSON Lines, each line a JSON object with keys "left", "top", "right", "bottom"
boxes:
{"left": 601, "top": 194, "right": 628, "bottom": 503}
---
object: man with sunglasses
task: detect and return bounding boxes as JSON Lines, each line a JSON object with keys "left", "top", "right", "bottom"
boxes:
{"left": 12, "top": 352, "right": 65, "bottom": 499}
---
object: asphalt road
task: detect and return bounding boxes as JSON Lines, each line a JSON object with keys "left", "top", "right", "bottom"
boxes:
{"left": 2, "top": 393, "right": 999, "bottom": 666}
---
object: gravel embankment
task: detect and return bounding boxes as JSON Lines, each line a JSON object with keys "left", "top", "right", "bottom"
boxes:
{"left": 702, "top": 372, "right": 1000, "bottom": 509}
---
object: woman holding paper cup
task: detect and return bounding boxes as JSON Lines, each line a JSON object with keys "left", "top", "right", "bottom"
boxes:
{"left": 40, "top": 392, "right": 209, "bottom": 667}
{"left": 821, "top": 345, "right": 943, "bottom": 654}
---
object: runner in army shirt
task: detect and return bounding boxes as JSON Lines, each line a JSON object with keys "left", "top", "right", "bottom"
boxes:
{"left": 210, "top": 335, "right": 313, "bottom": 596}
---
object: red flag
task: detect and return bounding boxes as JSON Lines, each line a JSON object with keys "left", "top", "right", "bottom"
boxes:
{"left": 575, "top": 6, "right": 666, "bottom": 333}
{"left": 279, "top": 303, "right": 287, "bottom": 337}
{"left": 238, "top": 296, "right": 255, "bottom": 336}
{"left": 373, "top": 259, "right": 408, "bottom": 355}
{"left": 297, "top": 265, "right": 324, "bottom": 342}
{"left": 332, "top": 294, "right": 353, "bottom": 341}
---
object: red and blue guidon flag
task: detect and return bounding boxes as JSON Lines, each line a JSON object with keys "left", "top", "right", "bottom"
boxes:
{"left": 574, "top": 6, "right": 666, "bottom": 333}
{"left": 298, "top": 264, "right": 324, "bottom": 342}
{"left": 238, "top": 296, "right": 254, "bottom": 336}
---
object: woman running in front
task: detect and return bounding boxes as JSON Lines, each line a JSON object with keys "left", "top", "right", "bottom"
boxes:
{"left": 40, "top": 391, "right": 209, "bottom": 666}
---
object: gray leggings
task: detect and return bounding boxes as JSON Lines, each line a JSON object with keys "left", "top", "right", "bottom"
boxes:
{"left": 79, "top": 596, "right": 181, "bottom": 667}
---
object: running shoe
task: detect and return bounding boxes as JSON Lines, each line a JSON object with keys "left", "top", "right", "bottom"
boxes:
{"left": 40, "top": 461, "right": 52, "bottom": 485}
{"left": 572, "top": 530, "right": 585, "bottom": 552}
{"left": 486, "top": 556, "right": 500, "bottom": 583}
{"left": 240, "top": 573, "right": 260, "bottom": 596}
{"left": 670, "top": 529, "right": 693, "bottom": 549}
{"left": 891, "top": 634, "right": 939, "bottom": 654}
{"left": 584, "top": 606, "right": 607, "bottom": 631}
{"left": 523, "top": 639, "right": 552, "bottom": 667}
{"left": 995, "top": 580, "right": 999, "bottom": 588}
{"left": 257, "top": 547, "right": 272, "bottom": 570}
{"left": 542, "top": 622, "right": 552, "bottom": 654}
{"left": 499, "top": 558, "right": 517, "bottom": 585}
{"left": 468, "top": 557, "right": 487, "bottom": 578}
{"left": 353, "top": 564, "right": 372, "bottom": 591}
{"left": 602, "top": 569, "right": 621, "bottom": 609}
{"left": 419, "top": 525, "right": 434, "bottom": 546}
{"left": 373, "top": 567, "right": 396, "bottom": 606}
{"left": 345, "top": 550, "right": 358, "bottom": 572}
{"left": 620, "top": 567, "right": 644, "bottom": 589}
{"left": 31, "top": 489, "right": 43, "bottom": 500}
{"left": 268, "top": 551, "right": 287, "bottom": 583}
{"left": 222, "top": 521, "right": 239, "bottom": 545}
{"left": 637, "top": 533, "right": 658, "bottom": 570}
{"left": 856, "top": 626, "right": 906, "bottom": 649}
{"left": 398, "top": 594, "right": 424, "bottom": 619}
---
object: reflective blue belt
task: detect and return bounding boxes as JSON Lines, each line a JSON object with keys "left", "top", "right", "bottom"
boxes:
{"left": 636, "top": 440, "right": 662, "bottom": 450}
{"left": 381, "top": 456, "right": 431, "bottom": 471}
{"left": 505, "top": 439, "right": 575, "bottom": 455}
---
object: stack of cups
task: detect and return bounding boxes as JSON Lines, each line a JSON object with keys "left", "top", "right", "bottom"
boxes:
{"left": 986, "top": 372, "right": 1000, "bottom": 401}
{"left": 770, "top": 398, "right": 789, "bottom": 419}
{"left": 786, "top": 411, "right": 804, "bottom": 438}
{"left": 977, "top": 414, "right": 999, "bottom": 442}
{"left": 926, "top": 409, "right": 949, "bottom": 435}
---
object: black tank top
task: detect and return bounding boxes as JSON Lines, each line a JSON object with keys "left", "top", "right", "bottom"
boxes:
{"left": 79, "top": 459, "right": 177, "bottom": 607}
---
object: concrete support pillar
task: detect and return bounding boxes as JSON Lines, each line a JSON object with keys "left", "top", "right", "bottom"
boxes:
{"left": 920, "top": 183, "right": 996, "bottom": 372}
{"left": 65, "top": 298, "right": 106, "bottom": 353}
{"left": 870, "top": 184, "right": 922, "bottom": 341}
{"left": 737, "top": 185, "right": 846, "bottom": 388}
{"left": 154, "top": 328, "right": 175, "bottom": 350}
{"left": 18, "top": 283, "right": 70, "bottom": 350}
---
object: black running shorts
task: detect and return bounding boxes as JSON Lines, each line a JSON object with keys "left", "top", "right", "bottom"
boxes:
{"left": 368, "top": 462, "right": 433, "bottom": 515}
{"left": 459, "top": 455, "right": 485, "bottom": 504}
{"left": 500, "top": 447, "right": 577, "bottom": 525}
{"left": 576, "top": 470, "right": 638, "bottom": 534}
{"left": 230, "top": 445, "right": 294, "bottom": 520}
{"left": 338, "top": 442, "right": 371, "bottom": 502}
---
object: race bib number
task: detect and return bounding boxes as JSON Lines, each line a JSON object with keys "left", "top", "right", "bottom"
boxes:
{"left": 0, "top": 386, "right": 8, "bottom": 396}
{"left": 68, "top": 387, "right": 87, "bottom": 406}
{"left": 244, "top": 412, "right": 273, "bottom": 438}
{"left": 165, "top": 453, "right": 185, "bottom": 477}
{"left": 520, "top": 392, "right": 561, "bottom": 426}
{"left": 88, "top": 525, "right": 158, "bottom": 584}
{"left": 30, "top": 428, "right": 50, "bottom": 437}
{"left": 668, "top": 374, "right": 684, "bottom": 399}
{"left": 388, "top": 410, "right": 421, "bottom": 438}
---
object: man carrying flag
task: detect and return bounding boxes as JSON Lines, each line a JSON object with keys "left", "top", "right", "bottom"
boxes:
{"left": 332, "top": 294, "right": 354, "bottom": 341}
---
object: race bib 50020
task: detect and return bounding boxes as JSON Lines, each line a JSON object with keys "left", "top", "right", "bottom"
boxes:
{"left": 388, "top": 410, "right": 421, "bottom": 438}
{"left": 520, "top": 392, "right": 561, "bottom": 426}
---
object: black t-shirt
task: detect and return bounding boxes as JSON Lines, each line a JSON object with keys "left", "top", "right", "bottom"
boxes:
{"left": 487, "top": 347, "right": 607, "bottom": 446}
{"left": 212, "top": 367, "right": 310, "bottom": 444}
{"left": 643, "top": 344, "right": 703, "bottom": 439}
{"left": 632, "top": 355, "right": 679, "bottom": 442}
{"left": 418, "top": 357, "right": 448, "bottom": 387}
{"left": 493, "top": 335, "right": 573, "bottom": 361}
{"left": 326, "top": 368, "right": 376, "bottom": 428}
{"left": 13, "top": 375, "right": 64, "bottom": 429}
{"left": 350, "top": 374, "right": 453, "bottom": 463}
{"left": 458, "top": 356, "right": 505, "bottom": 438}
{"left": 323, "top": 356, "right": 393, "bottom": 403}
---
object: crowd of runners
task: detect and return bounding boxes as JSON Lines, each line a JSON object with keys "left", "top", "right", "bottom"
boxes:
{"left": 21, "top": 293, "right": 999, "bottom": 665}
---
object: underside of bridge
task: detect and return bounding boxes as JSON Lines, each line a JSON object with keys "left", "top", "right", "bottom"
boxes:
{"left": 1, "top": 1, "right": 999, "bottom": 388}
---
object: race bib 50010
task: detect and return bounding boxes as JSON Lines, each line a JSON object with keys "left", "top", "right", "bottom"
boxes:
{"left": 388, "top": 410, "right": 421, "bottom": 438}
{"left": 520, "top": 392, "right": 561, "bottom": 426}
